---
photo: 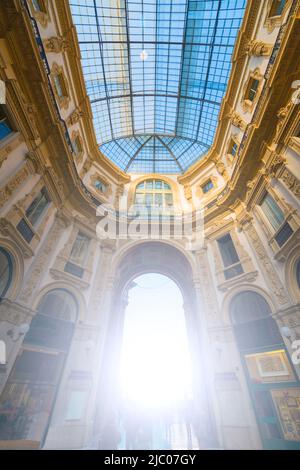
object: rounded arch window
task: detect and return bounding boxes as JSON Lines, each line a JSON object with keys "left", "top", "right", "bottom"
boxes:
{"left": 229, "top": 290, "right": 282, "bottom": 350}
{"left": 230, "top": 290, "right": 272, "bottom": 324}
{"left": 296, "top": 259, "right": 300, "bottom": 290}
{"left": 0, "top": 247, "right": 13, "bottom": 299}
{"left": 134, "top": 179, "right": 173, "bottom": 211}
{"left": 37, "top": 288, "right": 77, "bottom": 322}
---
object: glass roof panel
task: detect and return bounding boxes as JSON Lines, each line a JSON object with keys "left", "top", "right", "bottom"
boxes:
{"left": 70, "top": 0, "right": 246, "bottom": 174}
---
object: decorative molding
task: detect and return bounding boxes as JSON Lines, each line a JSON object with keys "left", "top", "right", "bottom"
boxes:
{"left": 268, "top": 152, "right": 286, "bottom": 177}
{"left": 241, "top": 67, "right": 264, "bottom": 113}
{"left": 49, "top": 267, "right": 90, "bottom": 289}
{"left": 184, "top": 184, "right": 192, "bottom": 202}
{"left": 29, "top": 0, "right": 50, "bottom": 28}
{"left": 71, "top": 130, "right": 84, "bottom": 164}
{"left": 50, "top": 62, "right": 70, "bottom": 110}
{"left": 18, "top": 212, "right": 69, "bottom": 304}
{"left": 0, "top": 134, "right": 23, "bottom": 169}
{"left": 79, "top": 157, "right": 93, "bottom": 178}
{"left": 43, "top": 36, "right": 69, "bottom": 53}
{"left": 0, "top": 216, "right": 34, "bottom": 258}
{"left": 90, "top": 172, "right": 112, "bottom": 198}
{"left": 228, "top": 112, "right": 247, "bottom": 131}
{"left": 275, "top": 101, "right": 294, "bottom": 139}
{"left": 280, "top": 167, "right": 300, "bottom": 199}
{"left": 244, "top": 40, "right": 272, "bottom": 56}
{"left": 264, "top": 0, "right": 293, "bottom": 33}
{"left": 66, "top": 108, "right": 84, "bottom": 126}
{"left": 214, "top": 161, "right": 229, "bottom": 181}
{"left": 194, "top": 249, "right": 220, "bottom": 324}
{"left": 0, "top": 163, "right": 32, "bottom": 209}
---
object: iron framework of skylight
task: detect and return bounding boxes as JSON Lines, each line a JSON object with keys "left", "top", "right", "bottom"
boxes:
{"left": 70, "top": 0, "right": 246, "bottom": 174}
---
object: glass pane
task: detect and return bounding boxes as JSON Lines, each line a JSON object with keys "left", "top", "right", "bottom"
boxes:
{"left": 155, "top": 193, "right": 163, "bottom": 206}
{"left": 274, "top": 222, "right": 293, "bottom": 247}
{"left": 145, "top": 194, "right": 153, "bottom": 206}
{"left": 69, "top": 231, "right": 90, "bottom": 266}
{"left": 0, "top": 350, "right": 65, "bottom": 442}
{"left": 70, "top": 1, "right": 247, "bottom": 173}
{"left": 165, "top": 193, "right": 173, "bottom": 206}
{"left": 146, "top": 180, "right": 153, "bottom": 190}
{"left": 0, "top": 119, "right": 13, "bottom": 140}
{"left": 37, "top": 289, "right": 77, "bottom": 322}
{"left": 26, "top": 188, "right": 50, "bottom": 227}
{"left": 230, "top": 291, "right": 271, "bottom": 324}
{"left": 135, "top": 193, "right": 145, "bottom": 205}
{"left": 217, "top": 234, "right": 240, "bottom": 268}
{"left": 202, "top": 180, "right": 214, "bottom": 193}
{"left": 155, "top": 180, "right": 162, "bottom": 189}
{"left": 260, "top": 193, "right": 285, "bottom": 231}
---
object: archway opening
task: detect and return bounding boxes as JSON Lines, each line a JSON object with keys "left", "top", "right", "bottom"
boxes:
{"left": 118, "top": 273, "right": 197, "bottom": 450}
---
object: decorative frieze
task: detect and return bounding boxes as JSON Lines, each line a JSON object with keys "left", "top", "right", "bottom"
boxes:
{"left": 89, "top": 243, "right": 115, "bottom": 319}
{"left": 244, "top": 40, "right": 272, "bottom": 57}
{"left": 18, "top": 212, "right": 69, "bottom": 305}
{"left": 184, "top": 184, "right": 192, "bottom": 202}
{"left": 0, "top": 134, "right": 23, "bottom": 170}
{"left": 214, "top": 161, "right": 229, "bottom": 181}
{"left": 66, "top": 108, "right": 84, "bottom": 126}
{"left": 43, "top": 36, "right": 69, "bottom": 53}
{"left": 194, "top": 248, "right": 220, "bottom": 324}
{"left": 0, "top": 164, "right": 31, "bottom": 209}
{"left": 228, "top": 111, "right": 247, "bottom": 131}
{"left": 280, "top": 167, "right": 300, "bottom": 199}
{"left": 79, "top": 158, "right": 93, "bottom": 178}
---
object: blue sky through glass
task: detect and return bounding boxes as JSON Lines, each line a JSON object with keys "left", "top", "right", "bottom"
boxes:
{"left": 70, "top": 0, "right": 246, "bottom": 173}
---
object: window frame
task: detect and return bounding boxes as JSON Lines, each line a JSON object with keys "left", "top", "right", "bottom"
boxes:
{"left": 257, "top": 190, "right": 294, "bottom": 249}
{"left": 133, "top": 178, "right": 174, "bottom": 213}
{"left": 217, "top": 233, "right": 244, "bottom": 281}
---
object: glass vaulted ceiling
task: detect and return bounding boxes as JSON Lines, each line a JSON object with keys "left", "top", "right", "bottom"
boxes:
{"left": 70, "top": 0, "right": 246, "bottom": 174}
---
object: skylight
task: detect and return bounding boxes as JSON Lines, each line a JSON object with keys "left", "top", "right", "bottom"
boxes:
{"left": 70, "top": 0, "right": 246, "bottom": 174}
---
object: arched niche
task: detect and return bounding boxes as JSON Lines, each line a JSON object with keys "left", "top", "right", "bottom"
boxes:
{"left": 0, "top": 237, "right": 24, "bottom": 301}
{"left": 33, "top": 280, "right": 86, "bottom": 323}
{"left": 285, "top": 244, "right": 300, "bottom": 303}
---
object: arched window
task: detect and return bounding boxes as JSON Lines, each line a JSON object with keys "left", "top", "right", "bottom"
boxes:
{"left": 0, "top": 288, "right": 78, "bottom": 443}
{"left": 25, "top": 289, "right": 78, "bottom": 351}
{"left": 134, "top": 179, "right": 173, "bottom": 211}
{"left": 0, "top": 247, "right": 13, "bottom": 299}
{"left": 229, "top": 290, "right": 299, "bottom": 447}
{"left": 37, "top": 288, "right": 77, "bottom": 322}
{"left": 296, "top": 260, "right": 300, "bottom": 290}
{"left": 230, "top": 291, "right": 282, "bottom": 351}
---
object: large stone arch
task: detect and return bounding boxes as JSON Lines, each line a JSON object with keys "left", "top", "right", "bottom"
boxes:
{"left": 94, "top": 240, "right": 219, "bottom": 449}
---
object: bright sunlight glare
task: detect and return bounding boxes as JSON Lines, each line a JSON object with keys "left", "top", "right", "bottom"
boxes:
{"left": 120, "top": 273, "right": 193, "bottom": 411}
